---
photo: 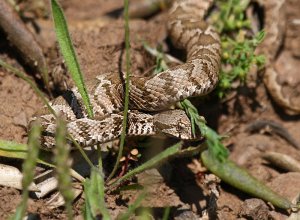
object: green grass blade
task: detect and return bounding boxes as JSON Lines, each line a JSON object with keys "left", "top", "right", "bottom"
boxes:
{"left": 10, "top": 123, "right": 41, "bottom": 220}
{"left": 107, "top": 0, "right": 131, "bottom": 181}
{"left": 51, "top": 0, "right": 93, "bottom": 118}
{"left": 0, "top": 140, "right": 31, "bottom": 159}
{"left": 0, "top": 139, "right": 85, "bottom": 182}
{"left": 162, "top": 207, "right": 171, "bottom": 220}
{"left": 54, "top": 118, "right": 74, "bottom": 220}
{"left": 109, "top": 142, "right": 183, "bottom": 187}
{"left": 0, "top": 139, "right": 54, "bottom": 167}
{"left": 84, "top": 168, "right": 111, "bottom": 219}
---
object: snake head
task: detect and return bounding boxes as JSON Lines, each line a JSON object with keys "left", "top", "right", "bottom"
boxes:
{"left": 154, "top": 110, "right": 200, "bottom": 140}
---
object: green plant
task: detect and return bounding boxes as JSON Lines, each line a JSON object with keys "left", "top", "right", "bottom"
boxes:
{"left": 217, "top": 31, "right": 265, "bottom": 98}
{"left": 212, "top": 0, "right": 266, "bottom": 98}
{"left": 212, "top": 0, "right": 251, "bottom": 33}
{"left": 179, "top": 100, "right": 229, "bottom": 161}
{"left": 51, "top": 0, "right": 93, "bottom": 118}
{"left": 107, "top": 0, "right": 131, "bottom": 181}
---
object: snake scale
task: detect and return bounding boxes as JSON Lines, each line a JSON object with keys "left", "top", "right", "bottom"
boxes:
{"left": 31, "top": 0, "right": 221, "bottom": 149}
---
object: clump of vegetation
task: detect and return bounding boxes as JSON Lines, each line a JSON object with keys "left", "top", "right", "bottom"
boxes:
{"left": 212, "top": 0, "right": 265, "bottom": 98}
{"left": 217, "top": 31, "right": 265, "bottom": 97}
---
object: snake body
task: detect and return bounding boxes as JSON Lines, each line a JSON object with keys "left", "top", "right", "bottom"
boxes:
{"left": 31, "top": 0, "right": 221, "bottom": 149}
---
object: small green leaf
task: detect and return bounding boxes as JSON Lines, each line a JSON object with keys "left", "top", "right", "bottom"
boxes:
{"left": 51, "top": 0, "right": 94, "bottom": 118}
{"left": 0, "top": 140, "right": 54, "bottom": 167}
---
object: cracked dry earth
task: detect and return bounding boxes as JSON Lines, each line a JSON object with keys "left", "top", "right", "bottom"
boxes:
{"left": 1, "top": 0, "right": 300, "bottom": 219}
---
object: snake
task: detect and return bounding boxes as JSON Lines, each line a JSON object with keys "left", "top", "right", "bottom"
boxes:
{"left": 30, "top": 0, "right": 221, "bottom": 149}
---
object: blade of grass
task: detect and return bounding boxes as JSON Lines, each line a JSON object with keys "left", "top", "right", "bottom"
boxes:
{"left": 201, "top": 149, "right": 294, "bottom": 210}
{"left": 10, "top": 123, "right": 41, "bottom": 220}
{"left": 97, "top": 146, "right": 103, "bottom": 172}
{"left": 54, "top": 118, "right": 74, "bottom": 219}
{"left": 51, "top": 0, "right": 93, "bottom": 118}
{"left": 0, "top": 139, "right": 85, "bottom": 182}
{"left": 107, "top": 0, "right": 131, "bottom": 181}
{"left": 162, "top": 207, "right": 171, "bottom": 220}
{"left": 0, "top": 139, "right": 54, "bottom": 167}
{"left": 84, "top": 168, "right": 111, "bottom": 220}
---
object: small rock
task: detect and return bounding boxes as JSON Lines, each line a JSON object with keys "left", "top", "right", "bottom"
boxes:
{"left": 269, "top": 211, "right": 288, "bottom": 220}
{"left": 239, "top": 198, "right": 270, "bottom": 220}
{"left": 174, "top": 210, "right": 200, "bottom": 220}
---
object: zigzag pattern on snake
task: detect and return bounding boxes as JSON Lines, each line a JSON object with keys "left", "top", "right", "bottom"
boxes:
{"left": 30, "top": 0, "right": 221, "bottom": 149}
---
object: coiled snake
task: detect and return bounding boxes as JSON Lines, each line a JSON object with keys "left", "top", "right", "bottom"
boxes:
{"left": 31, "top": 0, "right": 221, "bottom": 149}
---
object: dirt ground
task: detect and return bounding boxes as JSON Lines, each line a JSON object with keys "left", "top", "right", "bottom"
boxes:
{"left": 1, "top": 0, "right": 300, "bottom": 219}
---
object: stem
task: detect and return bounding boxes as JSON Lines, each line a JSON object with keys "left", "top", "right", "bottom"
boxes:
{"left": 107, "top": 0, "right": 131, "bottom": 181}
